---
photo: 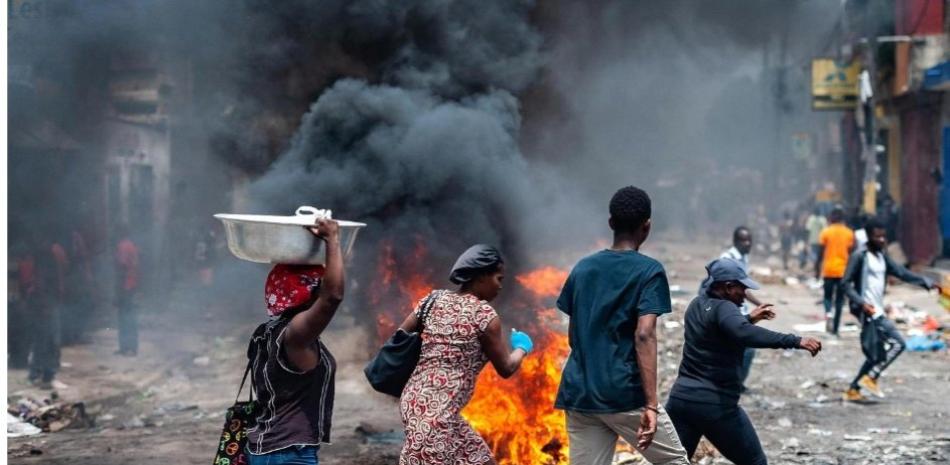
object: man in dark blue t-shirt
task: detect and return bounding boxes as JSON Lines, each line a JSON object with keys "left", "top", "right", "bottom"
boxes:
{"left": 555, "top": 186, "right": 689, "bottom": 465}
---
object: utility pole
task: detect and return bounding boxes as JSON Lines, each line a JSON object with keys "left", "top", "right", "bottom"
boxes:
{"left": 772, "top": 20, "right": 789, "bottom": 210}
{"left": 860, "top": 6, "right": 879, "bottom": 215}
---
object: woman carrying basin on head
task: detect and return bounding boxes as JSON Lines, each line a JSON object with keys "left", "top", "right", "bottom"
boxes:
{"left": 397, "top": 244, "right": 534, "bottom": 465}
{"left": 244, "top": 218, "right": 343, "bottom": 465}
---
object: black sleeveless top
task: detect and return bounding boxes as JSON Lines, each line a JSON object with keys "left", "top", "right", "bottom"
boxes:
{"left": 246, "top": 317, "right": 336, "bottom": 454}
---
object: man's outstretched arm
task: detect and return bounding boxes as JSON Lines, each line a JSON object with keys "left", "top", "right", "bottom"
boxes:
{"left": 884, "top": 254, "right": 936, "bottom": 290}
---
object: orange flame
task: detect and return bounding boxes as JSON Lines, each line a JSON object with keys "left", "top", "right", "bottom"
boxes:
{"left": 515, "top": 266, "right": 569, "bottom": 298}
{"left": 371, "top": 239, "right": 435, "bottom": 341}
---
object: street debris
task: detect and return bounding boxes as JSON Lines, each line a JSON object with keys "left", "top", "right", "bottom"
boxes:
{"left": 356, "top": 421, "right": 405, "bottom": 445}
{"left": 153, "top": 401, "right": 199, "bottom": 415}
{"left": 7, "top": 413, "right": 42, "bottom": 437}
{"left": 8, "top": 395, "right": 93, "bottom": 432}
{"left": 906, "top": 334, "right": 946, "bottom": 352}
{"left": 781, "top": 437, "right": 801, "bottom": 449}
{"left": 669, "top": 284, "right": 688, "bottom": 296}
{"left": 792, "top": 322, "right": 827, "bottom": 333}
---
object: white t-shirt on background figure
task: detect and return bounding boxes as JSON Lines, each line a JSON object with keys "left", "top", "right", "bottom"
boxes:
{"left": 863, "top": 251, "right": 887, "bottom": 319}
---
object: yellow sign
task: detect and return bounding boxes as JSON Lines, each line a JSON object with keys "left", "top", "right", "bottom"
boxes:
{"left": 812, "top": 59, "right": 860, "bottom": 110}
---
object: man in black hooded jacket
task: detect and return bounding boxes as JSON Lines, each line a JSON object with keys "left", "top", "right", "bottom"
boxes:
{"left": 666, "top": 258, "right": 822, "bottom": 465}
{"left": 841, "top": 218, "right": 939, "bottom": 401}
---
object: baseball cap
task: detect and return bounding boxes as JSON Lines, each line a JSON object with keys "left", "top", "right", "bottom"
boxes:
{"left": 703, "top": 258, "right": 760, "bottom": 290}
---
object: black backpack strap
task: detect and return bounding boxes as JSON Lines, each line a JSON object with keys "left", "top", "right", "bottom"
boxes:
{"left": 235, "top": 357, "right": 254, "bottom": 403}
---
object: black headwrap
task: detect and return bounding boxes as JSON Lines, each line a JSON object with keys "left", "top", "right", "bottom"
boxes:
{"left": 449, "top": 244, "right": 504, "bottom": 284}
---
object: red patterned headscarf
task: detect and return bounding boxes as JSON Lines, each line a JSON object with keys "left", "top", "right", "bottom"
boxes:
{"left": 264, "top": 264, "right": 325, "bottom": 316}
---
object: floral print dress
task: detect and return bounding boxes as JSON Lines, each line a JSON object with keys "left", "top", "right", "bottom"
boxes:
{"left": 399, "top": 291, "right": 499, "bottom": 465}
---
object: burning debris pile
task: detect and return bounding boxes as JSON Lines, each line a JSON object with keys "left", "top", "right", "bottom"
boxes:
{"left": 463, "top": 317, "right": 570, "bottom": 465}
{"left": 463, "top": 267, "right": 571, "bottom": 465}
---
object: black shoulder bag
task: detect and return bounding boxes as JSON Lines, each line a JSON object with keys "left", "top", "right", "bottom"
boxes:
{"left": 212, "top": 326, "right": 262, "bottom": 465}
{"left": 364, "top": 291, "right": 441, "bottom": 397}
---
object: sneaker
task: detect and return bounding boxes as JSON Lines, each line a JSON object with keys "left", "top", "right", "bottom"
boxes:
{"left": 858, "top": 375, "right": 885, "bottom": 398}
{"left": 843, "top": 388, "right": 868, "bottom": 402}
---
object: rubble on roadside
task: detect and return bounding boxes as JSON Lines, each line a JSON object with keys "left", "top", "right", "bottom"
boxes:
{"left": 355, "top": 421, "right": 404, "bottom": 445}
{"left": 771, "top": 430, "right": 950, "bottom": 464}
{"left": 7, "top": 413, "right": 42, "bottom": 437}
{"left": 7, "top": 394, "right": 93, "bottom": 432}
{"left": 6, "top": 440, "right": 45, "bottom": 459}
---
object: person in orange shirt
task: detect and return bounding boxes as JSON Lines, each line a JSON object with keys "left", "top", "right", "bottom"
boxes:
{"left": 816, "top": 207, "right": 855, "bottom": 335}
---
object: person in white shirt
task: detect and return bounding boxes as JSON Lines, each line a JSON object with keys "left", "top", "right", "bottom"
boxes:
{"left": 841, "top": 218, "right": 940, "bottom": 401}
{"left": 852, "top": 213, "right": 869, "bottom": 250}
{"left": 717, "top": 226, "right": 769, "bottom": 392}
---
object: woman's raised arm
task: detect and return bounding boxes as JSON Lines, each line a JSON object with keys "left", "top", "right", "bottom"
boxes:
{"left": 284, "top": 219, "right": 345, "bottom": 372}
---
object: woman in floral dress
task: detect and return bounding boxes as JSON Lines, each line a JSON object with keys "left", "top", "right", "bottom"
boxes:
{"left": 397, "top": 244, "right": 534, "bottom": 465}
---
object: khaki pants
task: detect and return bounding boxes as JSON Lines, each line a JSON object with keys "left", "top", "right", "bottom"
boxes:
{"left": 567, "top": 406, "right": 690, "bottom": 465}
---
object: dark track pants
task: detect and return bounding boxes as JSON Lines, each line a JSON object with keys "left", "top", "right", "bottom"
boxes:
{"left": 850, "top": 317, "right": 905, "bottom": 388}
{"left": 823, "top": 277, "right": 845, "bottom": 334}
{"left": 666, "top": 396, "right": 767, "bottom": 465}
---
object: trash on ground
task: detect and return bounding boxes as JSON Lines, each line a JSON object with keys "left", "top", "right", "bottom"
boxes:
{"left": 355, "top": 421, "right": 406, "bottom": 445}
{"left": 793, "top": 322, "right": 827, "bottom": 333}
{"left": 7, "top": 413, "right": 42, "bottom": 437}
{"left": 905, "top": 335, "right": 946, "bottom": 352}
{"left": 8, "top": 396, "right": 92, "bottom": 432}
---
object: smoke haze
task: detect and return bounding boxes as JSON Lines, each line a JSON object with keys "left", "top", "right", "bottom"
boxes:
{"left": 528, "top": 0, "right": 844, "bottom": 240}
{"left": 9, "top": 0, "right": 844, "bottom": 324}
